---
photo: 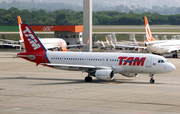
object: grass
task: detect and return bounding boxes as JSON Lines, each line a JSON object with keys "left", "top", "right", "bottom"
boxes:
{"left": 93, "top": 28, "right": 180, "bottom": 32}
{"left": 93, "top": 25, "right": 180, "bottom": 27}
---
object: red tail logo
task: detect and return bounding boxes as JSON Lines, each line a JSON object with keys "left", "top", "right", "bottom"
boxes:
{"left": 23, "top": 26, "right": 41, "bottom": 50}
{"left": 21, "top": 23, "right": 46, "bottom": 52}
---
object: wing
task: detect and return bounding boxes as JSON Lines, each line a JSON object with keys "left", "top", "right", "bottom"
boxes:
{"left": 115, "top": 44, "right": 146, "bottom": 48}
{"left": 41, "top": 63, "right": 112, "bottom": 71}
{"left": 0, "top": 44, "right": 21, "bottom": 50}
{"left": 0, "top": 39, "right": 19, "bottom": 44}
{"left": 146, "top": 40, "right": 167, "bottom": 45}
{"left": 46, "top": 46, "right": 67, "bottom": 51}
{"left": 0, "top": 43, "right": 20, "bottom": 47}
{"left": 168, "top": 47, "right": 180, "bottom": 53}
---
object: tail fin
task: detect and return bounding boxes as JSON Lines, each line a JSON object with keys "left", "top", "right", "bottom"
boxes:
{"left": 105, "top": 36, "right": 115, "bottom": 48}
{"left": 111, "top": 33, "right": 117, "bottom": 45}
{"left": 132, "top": 34, "right": 138, "bottom": 46}
{"left": 21, "top": 23, "right": 46, "bottom": 52}
{"left": 105, "top": 36, "right": 110, "bottom": 45}
{"left": 144, "top": 16, "right": 156, "bottom": 42}
{"left": 17, "top": 16, "right": 23, "bottom": 42}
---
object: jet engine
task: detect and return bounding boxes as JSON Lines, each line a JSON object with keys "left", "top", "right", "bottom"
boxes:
{"left": 121, "top": 73, "right": 138, "bottom": 77}
{"left": 95, "top": 70, "right": 114, "bottom": 81}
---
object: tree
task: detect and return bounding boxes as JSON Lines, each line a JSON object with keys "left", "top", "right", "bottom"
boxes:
{"left": 55, "top": 11, "right": 72, "bottom": 25}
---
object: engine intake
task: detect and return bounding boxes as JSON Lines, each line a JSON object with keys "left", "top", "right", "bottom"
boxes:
{"left": 95, "top": 70, "right": 114, "bottom": 81}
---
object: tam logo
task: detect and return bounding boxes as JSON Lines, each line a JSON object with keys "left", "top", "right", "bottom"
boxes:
{"left": 23, "top": 26, "right": 41, "bottom": 50}
{"left": 118, "top": 57, "right": 146, "bottom": 66}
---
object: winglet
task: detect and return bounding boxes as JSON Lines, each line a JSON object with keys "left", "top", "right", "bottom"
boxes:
{"left": 17, "top": 16, "right": 23, "bottom": 41}
{"left": 20, "top": 23, "right": 46, "bottom": 52}
{"left": 61, "top": 46, "right": 67, "bottom": 51}
{"left": 144, "top": 16, "right": 156, "bottom": 42}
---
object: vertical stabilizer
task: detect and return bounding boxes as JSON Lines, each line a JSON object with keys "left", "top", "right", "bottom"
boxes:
{"left": 21, "top": 23, "right": 46, "bottom": 52}
{"left": 144, "top": 16, "right": 156, "bottom": 42}
{"left": 17, "top": 16, "right": 23, "bottom": 42}
{"left": 111, "top": 33, "right": 117, "bottom": 45}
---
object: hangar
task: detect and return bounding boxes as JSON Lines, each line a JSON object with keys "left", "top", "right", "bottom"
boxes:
{"left": 30, "top": 25, "right": 83, "bottom": 45}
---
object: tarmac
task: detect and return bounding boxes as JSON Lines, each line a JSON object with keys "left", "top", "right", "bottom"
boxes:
{"left": 0, "top": 51, "right": 180, "bottom": 114}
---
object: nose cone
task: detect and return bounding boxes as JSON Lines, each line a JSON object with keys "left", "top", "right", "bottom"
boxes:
{"left": 168, "top": 63, "right": 176, "bottom": 72}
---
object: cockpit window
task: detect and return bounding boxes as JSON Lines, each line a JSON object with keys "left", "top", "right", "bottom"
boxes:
{"left": 158, "top": 59, "right": 166, "bottom": 63}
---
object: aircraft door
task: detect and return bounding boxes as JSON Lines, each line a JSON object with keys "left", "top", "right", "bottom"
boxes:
{"left": 146, "top": 56, "right": 152, "bottom": 67}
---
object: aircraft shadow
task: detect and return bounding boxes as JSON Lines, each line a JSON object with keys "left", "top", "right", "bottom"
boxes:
{"left": 1, "top": 76, "right": 165, "bottom": 85}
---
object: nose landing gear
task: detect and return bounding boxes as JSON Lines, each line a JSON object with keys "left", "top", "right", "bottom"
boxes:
{"left": 149, "top": 74, "right": 155, "bottom": 83}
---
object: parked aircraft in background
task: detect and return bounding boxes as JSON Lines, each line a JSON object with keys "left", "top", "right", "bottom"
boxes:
{"left": 94, "top": 40, "right": 105, "bottom": 48}
{"left": 105, "top": 33, "right": 147, "bottom": 51}
{"left": 17, "top": 23, "right": 175, "bottom": 83}
{"left": 145, "top": 16, "right": 180, "bottom": 58}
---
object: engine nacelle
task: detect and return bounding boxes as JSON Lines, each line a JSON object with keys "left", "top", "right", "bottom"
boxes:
{"left": 121, "top": 73, "right": 138, "bottom": 77}
{"left": 95, "top": 70, "right": 114, "bottom": 81}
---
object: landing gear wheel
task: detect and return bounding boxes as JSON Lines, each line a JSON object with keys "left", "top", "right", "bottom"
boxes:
{"left": 149, "top": 74, "right": 155, "bottom": 83}
{"left": 175, "top": 53, "right": 178, "bottom": 58}
{"left": 85, "top": 76, "right": 92, "bottom": 82}
{"left": 173, "top": 51, "right": 178, "bottom": 58}
{"left": 173, "top": 54, "right": 175, "bottom": 58}
{"left": 150, "top": 78, "right": 155, "bottom": 83}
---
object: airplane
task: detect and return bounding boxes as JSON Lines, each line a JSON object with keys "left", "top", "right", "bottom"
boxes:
{"left": 17, "top": 23, "right": 176, "bottom": 83}
{"left": 145, "top": 16, "right": 180, "bottom": 58}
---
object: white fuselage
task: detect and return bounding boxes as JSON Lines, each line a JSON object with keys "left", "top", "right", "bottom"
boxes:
{"left": 147, "top": 40, "right": 180, "bottom": 54}
{"left": 20, "top": 38, "right": 67, "bottom": 50}
{"left": 46, "top": 51, "right": 175, "bottom": 74}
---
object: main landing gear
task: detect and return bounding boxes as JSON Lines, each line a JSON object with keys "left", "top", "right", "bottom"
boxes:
{"left": 149, "top": 74, "right": 155, "bottom": 83}
{"left": 172, "top": 51, "right": 178, "bottom": 58}
{"left": 85, "top": 76, "right": 92, "bottom": 82}
{"left": 85, "top": 73, "right": 92, "bottom": 82}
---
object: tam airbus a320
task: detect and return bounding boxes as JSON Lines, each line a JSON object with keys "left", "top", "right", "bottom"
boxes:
{"left": 17, "top": 23, "right": 176, "bottom": 83}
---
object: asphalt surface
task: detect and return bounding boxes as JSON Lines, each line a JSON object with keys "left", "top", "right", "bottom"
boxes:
{"left": 0, "top": 51, "right": 180, "bottom": 114}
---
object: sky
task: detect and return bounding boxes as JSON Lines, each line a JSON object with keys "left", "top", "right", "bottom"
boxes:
{"left": 1, "top": 0, "right": 180, "bottom": 8}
